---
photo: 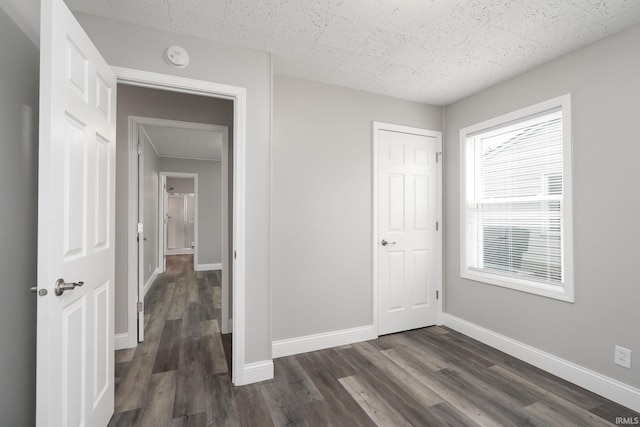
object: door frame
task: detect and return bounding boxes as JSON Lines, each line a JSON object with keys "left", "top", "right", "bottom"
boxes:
{"left": 372, "top": 121, "right": 444, "bottom": 336}
{"left": 129, "top": 115, "right": 228, "bottom": 274}
{"left": 115, "top": 66, "right": 246, "bottom": 385}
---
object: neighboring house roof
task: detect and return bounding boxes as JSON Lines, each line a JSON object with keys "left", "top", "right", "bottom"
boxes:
{"left": 482, "top": 119, "right": 560, "bottom": 161}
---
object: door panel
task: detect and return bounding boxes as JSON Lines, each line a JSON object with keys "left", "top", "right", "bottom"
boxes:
{"left": 387, "top": 251, "right": 405, "bottom": 311}
{"left": 95, "top": 135, "right": 110, "bottom": 250}
{"left": 388, "top": 174, "right": 405, "bottom": 231}
{"left": 378, "top": 128, "right": 439, "bottom": 335}
{"left": 414, "top": 176, "right": 429, "bottom": 230}
{"left": 37, "top": 0, "right": 116, "bottom": 425}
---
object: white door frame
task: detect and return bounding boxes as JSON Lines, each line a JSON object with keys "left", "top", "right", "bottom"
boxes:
{"left": 372, "top": 121, "right": 444, "bottom": 335}
{"left": 115, "top": 67, "right": 246, "bottom": 385}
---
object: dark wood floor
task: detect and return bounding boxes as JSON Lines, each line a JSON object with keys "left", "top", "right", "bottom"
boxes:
{"left": 110, "top": 256, "right": 639, "bottom": 426}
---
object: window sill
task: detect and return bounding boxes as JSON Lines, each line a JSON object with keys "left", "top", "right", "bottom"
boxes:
{"left": 460, "top": 269, "right": 574, "bottom": 303}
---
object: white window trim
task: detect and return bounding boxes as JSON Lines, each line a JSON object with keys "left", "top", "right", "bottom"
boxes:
{"left": 459, "top": 94, "right": 575, "bottom": 302}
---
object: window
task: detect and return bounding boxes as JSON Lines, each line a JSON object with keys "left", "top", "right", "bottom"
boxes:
{"left": 460, "top": 95, "right": 574, "bottom": 302}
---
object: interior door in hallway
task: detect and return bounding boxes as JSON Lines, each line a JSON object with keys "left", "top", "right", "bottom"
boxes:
{"left": 36, "top": 0, "right": 116, "bottom": 425}
{"left": 376, "top": 124, "right": 441, "bottom": 335}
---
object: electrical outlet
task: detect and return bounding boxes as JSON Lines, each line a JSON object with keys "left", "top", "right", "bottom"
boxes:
{"left": 615, "top": 345, "right": 632, "bottom": 369}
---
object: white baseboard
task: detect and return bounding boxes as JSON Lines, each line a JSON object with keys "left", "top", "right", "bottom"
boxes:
{"left": 196, "top": 263, "right": 222, "bottom": 271}
{"left": 114, "top": 333, "right": 131, "bottom": 350}
{"left": 166, "top": 249, "right": 194, "bottom": 255}
{"left": 241, "top": 360, "right": 274, "bottom": 385}
{"left": 443, "top": 314, "right": 640, "bottom": 413}
{"left": 272, "top": 325, "right": 377, "bottom": 359}
{"left": 222, "top": 318, "right": 233, "bottom": 335}
{"left": 143, "top": 268, "right": 159, "bottom": 297}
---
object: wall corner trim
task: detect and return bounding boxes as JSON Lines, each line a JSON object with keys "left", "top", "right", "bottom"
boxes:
{"left": 242, "top": 360, "right": 274, "bottom": 385}
{"left": 272, "top": 325, "right": 377, "bottom": 359}
{"left": 114, "top": 333, "right": 131, "bottom": 351}
{"left": 442, "top": 313, "right": 640, "bottom": 412}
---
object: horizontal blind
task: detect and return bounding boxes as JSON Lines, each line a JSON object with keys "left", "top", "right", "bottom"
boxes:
{"left": 467, "top": 110, "right": 564, "bottom": 285}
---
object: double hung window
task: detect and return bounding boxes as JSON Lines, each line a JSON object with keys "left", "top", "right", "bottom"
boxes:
{"left": 459, "top": 95, "right": 574, "bottom": 301}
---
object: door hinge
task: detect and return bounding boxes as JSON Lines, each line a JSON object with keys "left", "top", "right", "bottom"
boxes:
{"left": 436, "top": 151, "right": 442, "bottom": 163}
{"left": 137, "top": 302, "right": 143, "bottom": 312}
{"left": 436, "top": 290, "right": 440, "bottom": 300}
{"left": 436, "top": 221, "right": 439, "bottom": 231}
{"left": 137, "top": 144, "right": 143, "bottom": 155}
{"left": 137, "top": 222, "right": 143, "bottom": 234}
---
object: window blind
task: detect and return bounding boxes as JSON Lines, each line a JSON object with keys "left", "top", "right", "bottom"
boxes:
{"left": 466, "top": 110, "right": 564, "bottom": 285}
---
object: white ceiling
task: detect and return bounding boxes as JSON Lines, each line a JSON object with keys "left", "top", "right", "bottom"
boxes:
{"left": 142, "top": 124, "right": 223, "bottom": 160}
{"left": 66, "top": 0, "right": 640, "bottom": 105}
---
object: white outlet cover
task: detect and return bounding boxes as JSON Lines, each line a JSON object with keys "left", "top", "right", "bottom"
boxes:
{"left": 615, "top": 345, "right": 632, "bottom": 369}
{"left": 166, "top": 45, "right": 190, "bottom": 68}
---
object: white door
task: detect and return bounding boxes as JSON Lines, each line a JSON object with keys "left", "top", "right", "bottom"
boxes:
{"left": 137, "top": 125, "right": 145, "bottom": 342}
{"left": 36, "top": 0, "right": 116, "bottom": 425}
{"left": 377, "top": 124, "right": 441, "bottom": 335}
{"left": 160, "top": 174, "right": 167, "bottom": 272}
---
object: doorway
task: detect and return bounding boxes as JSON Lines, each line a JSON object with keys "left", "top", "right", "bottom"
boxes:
{"left": 115, "top": 68, "right": 247, "bottom": 385}
{"left": 165, "top": 185, "right": 196, "bottom": 255}
{"left": 131, "top": 113, "right": 231, "bottom": 345}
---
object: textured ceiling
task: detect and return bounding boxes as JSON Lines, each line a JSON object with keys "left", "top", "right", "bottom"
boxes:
{"left": 66, "top": 0, "right": 640, "bottom": 105}
{"left": 142, "top": 124, "right": 223, "bottom": 160}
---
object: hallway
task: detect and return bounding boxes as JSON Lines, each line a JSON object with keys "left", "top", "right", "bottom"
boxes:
{"left": 109, "top": 255, "right": 232, "bottom": 425}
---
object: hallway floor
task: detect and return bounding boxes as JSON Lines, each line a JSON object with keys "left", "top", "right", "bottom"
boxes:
{"left": 109, "top": 255, "right": 232, "bottom": 426}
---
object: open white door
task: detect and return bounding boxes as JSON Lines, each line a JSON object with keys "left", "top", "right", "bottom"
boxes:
{"left": 36, "top": 0, "right": 116, "bottom": 425}
{"left": 376, "top": 124, "right": 441, "bottom": 335}
{"left": 137, "top": 125, "right": 145, "bottom": 342}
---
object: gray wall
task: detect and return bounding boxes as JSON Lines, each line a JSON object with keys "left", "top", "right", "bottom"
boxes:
{"left": 0, "top": 6, "right": 38, "bottom": 425}
{"left": 162, "top": 159, "right": 223, "bottom": 266}
{"left": 115, "top": 84, "right": 232, "bottom": 335}
{"left": 83, "top": 15, "right": 272, "bottom": 365}
{"left": 272, "top": 76, "right": 442, "bottom": 341}
{"left": 142, "top": 130, "right": 160, "bottom": 284}
{"left": 443, "top": 24, "right": 640, "bottom": 388}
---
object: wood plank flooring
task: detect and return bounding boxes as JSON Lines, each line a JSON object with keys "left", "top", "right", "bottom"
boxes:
{"left": 110, "top": 256, "right": 639, "bottom": 426}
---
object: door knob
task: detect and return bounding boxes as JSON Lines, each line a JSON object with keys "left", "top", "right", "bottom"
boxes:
{"left": 54, "top": 278, "right": 84, "bottom": 296}
{"left": 381, "top": 239, "right": 397, "bottom": 246}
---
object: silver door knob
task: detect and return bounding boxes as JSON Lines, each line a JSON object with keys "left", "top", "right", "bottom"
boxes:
{"left": 381, "top": 239, "right": 396, "bottom": 246}
{"left": 54, "top": 278, "right": 84, "bottom": 296}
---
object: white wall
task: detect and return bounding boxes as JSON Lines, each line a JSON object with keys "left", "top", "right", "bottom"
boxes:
{"left": 0, "top": 5, "right": 38, "bottom": 425}
{"left": 443, "top": 24, "right": 640, "bottom": 389}
{"left": 79, "top": 15, "right": 272, "bottom": 364}
{"left": 272, "top": 76, "right": 442, "bottom": 341}
{"left": 161, "top": 158, "right": 223, "bottom": 267}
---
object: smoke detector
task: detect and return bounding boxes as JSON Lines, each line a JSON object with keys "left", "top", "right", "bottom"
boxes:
{"left": 165, "top": 46, "right": 190, "bottom": 68}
